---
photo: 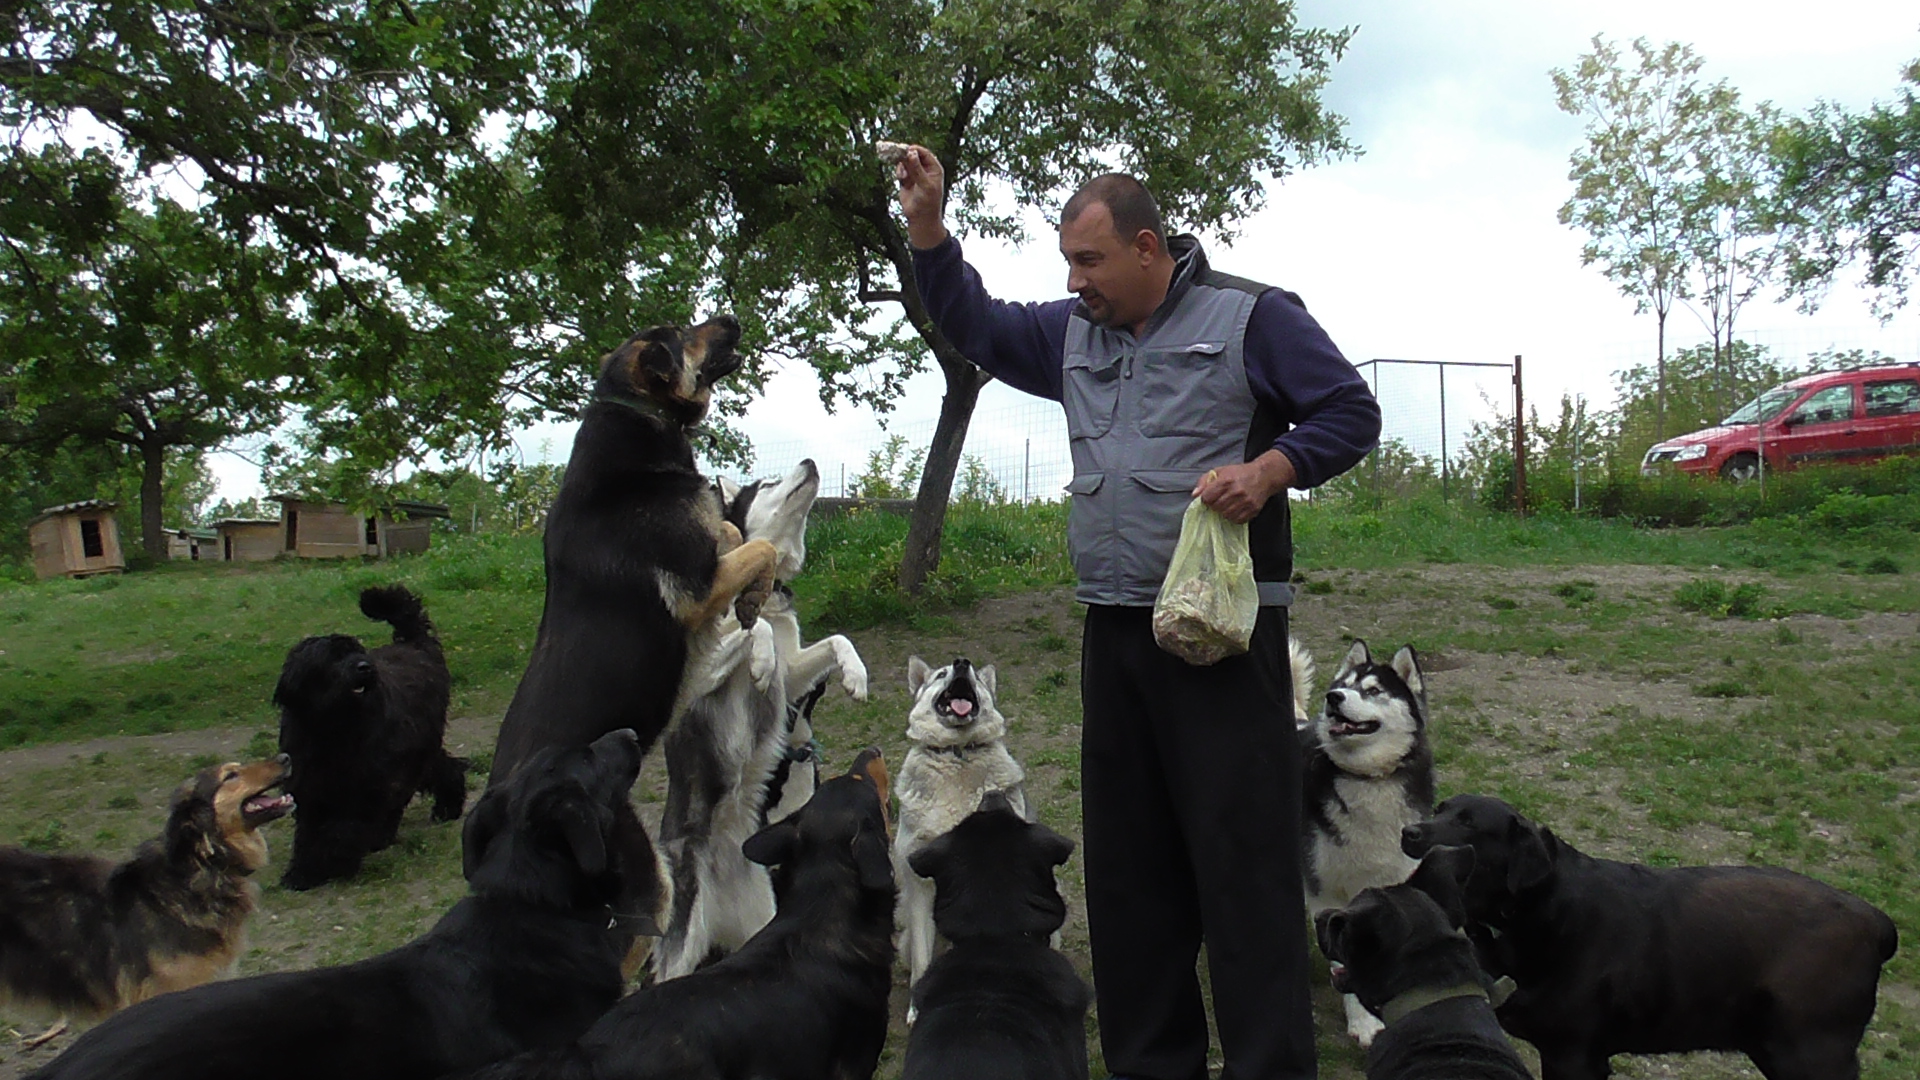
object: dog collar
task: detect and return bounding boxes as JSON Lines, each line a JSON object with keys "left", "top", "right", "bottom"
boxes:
{"left": 782, "top": 739, "right": 819, "bottom": 764}
{"left": 920, "top": 741, "right": 998, "bottom": 756}
{"left": 594, "top": 390, "right": 686, "bottom": 428}
{"left": 1378, "top": 976, "right": 1516, "bottom": 1027}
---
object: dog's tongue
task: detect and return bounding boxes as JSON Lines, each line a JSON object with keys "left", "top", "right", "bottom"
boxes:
{"left": 948, "top": 698, "right": 973, "bottom": 717}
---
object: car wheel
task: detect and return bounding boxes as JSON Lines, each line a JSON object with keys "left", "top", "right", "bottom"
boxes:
{"left": 1720, "top": 453, "right": 1760, "bottom": 483}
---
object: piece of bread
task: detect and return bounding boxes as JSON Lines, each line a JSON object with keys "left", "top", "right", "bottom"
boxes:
{"left": 875, "top": 141, "right": 912, "bottom": 164}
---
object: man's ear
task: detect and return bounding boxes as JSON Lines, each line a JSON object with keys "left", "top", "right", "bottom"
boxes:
{"left": 742, "top": 817, "right": 800, "bottom": 868}
{"left": 1506, "top": 818, "right": 1555, "bottom": 894}
{"left": 1131, "top": 228, "right": 1160, "bottom": 263}
{"left": 461, "top": 788, "right": 510, "bottom": 881}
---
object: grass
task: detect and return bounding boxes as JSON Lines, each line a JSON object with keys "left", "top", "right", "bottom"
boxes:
{"left": 0, "top": 495, "right": 1917, "bottom": 1078}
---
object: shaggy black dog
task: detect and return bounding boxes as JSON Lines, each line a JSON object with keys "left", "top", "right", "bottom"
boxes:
{"left": 1403, "top": 794, "right": 1898, "bottom": 1080}
{"left": 274, "top": 584, "right": 467, "bottom": 890}
{"left": 458, "top": 749, "right": 896, "bottom": 1080}
{"left": 26, "top": 730, "right": 644, "bottom": 1080}
{"left": 1315, "top": 846, "right": 1531, "bottom": 1080}
{"left": 903, "top": 791, "right": 1090, "bottom": 1080}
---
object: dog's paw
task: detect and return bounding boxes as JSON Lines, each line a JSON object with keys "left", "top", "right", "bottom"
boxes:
{"left": 749, "top": 620, "right": 778, "bottom": 691}
{"left": 837, "top": 644, "right": 869, "bottom": 701}
{"left": 1346, "top": 1001, "right": 1385, "bottom": 1049}
{"left": 905, "top": 1002, "right": 919, "bottom": 1027}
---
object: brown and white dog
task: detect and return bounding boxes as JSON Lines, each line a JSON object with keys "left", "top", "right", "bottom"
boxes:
{"left": 0, "top": 757, "right": 293, "bottom": 1026}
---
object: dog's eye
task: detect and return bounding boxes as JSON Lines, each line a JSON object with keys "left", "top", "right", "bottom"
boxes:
{"left": 222, "top": 769, "right": 239, "bottom": 782}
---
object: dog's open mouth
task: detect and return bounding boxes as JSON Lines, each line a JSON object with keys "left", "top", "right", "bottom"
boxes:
{"left": 241, "top": 788, "right": 295, "bottom": 827}
{"left": 935, "top": 692, "right": 978, "bottom": 724}
{"left": 1327, "top": 717, "right": 1381, "bottom": 738}
{"left": 1328, "top": 960, "right": 1351, "bottom": 993}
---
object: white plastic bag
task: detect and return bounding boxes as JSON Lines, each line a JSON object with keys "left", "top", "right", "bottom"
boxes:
{"left": 1152, "top": 494, "right": 1258, "bottom": 665}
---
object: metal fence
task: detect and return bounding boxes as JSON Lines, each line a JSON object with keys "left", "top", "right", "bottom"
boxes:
{"left": 1349, "top": 357, "right": 1519, "bottom": 504}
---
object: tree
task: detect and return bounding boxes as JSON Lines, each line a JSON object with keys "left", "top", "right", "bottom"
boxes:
{"left": 1685, "top": 89, "right": 1782, "bottom": 421}
{"left": 1772, "top": 58, "right": 1920, "bottom": 317}
{"left": 537, "top": 0, "right": 1356, "bottom": 591}
{"left": 1604, "top": 340, "right": 1804, "bottom": 467}
{"left": 1553, "top": 36, "right": 1708, "bottom": 442}
{"left": 0, "top": 149, "right": 291, "bottom": 558}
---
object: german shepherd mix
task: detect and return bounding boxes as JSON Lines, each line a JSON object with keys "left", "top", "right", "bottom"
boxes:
{"left": 27, "top": 730, "right": 646, "bottom": 1080}
{"left": 485, "top": 316, "right": 775, "bottom": 971}
{"left": 0, "top": 758, "right": 292, "bottom": 1025}
{"left": 657, "top": 459, "right": 870, "bottom": 981}
{"left": 1315, "top": 846, "right": 1531, "bottom": 1080}
{"left": 459, "top": 750, "right": 896, "bottom": 1080}
{"left": 1404, "top": 794, "right": 1899, "bottom": 1080}
{"left": 1302, "top": 640, "right": 1437, "bottom": 1048}
{"left": 903, "top": 792, "right": 1090, "bottom": 1080}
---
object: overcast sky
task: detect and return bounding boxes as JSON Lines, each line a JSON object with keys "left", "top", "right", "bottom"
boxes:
{"left": 211, "top": 1, "right": 1920, "bottom": 500}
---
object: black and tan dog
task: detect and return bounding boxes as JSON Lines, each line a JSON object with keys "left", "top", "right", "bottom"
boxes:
{"left": 484, "top": 317, "right": 776, "bottom": 971}
{"left": 1316, "top": 845, "right": 1531, "bottom": 1080}
{"left": 26, "top": 730, "right": 645, "bottom": 1080}
{"left": 903, "top": 791, "right": 1090, "bottom": 1080}
{"left": 460, "top": 749, "right": 896, "bottom": 1080}
{"left": 0, "top": 757, "right": 292, "bottom": 1026}
{"left": 1403, "top": 794, "right": 1898, "bottom": 1080}
{"left": 274, "top": 584, "right": 467, "bottom": 891}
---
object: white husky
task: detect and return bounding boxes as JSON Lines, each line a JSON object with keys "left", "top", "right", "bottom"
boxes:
{"left": 892, "top": 656, "right": 1026, "bottom": 994}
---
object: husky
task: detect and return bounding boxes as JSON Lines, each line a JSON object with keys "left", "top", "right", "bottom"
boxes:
{"left": 1301, "top": 639, "right": 1436, "bottom": 1049}
{"left": 893, "top": 657, "right": 1026, "bottom": 995}
{"left": 656, "top": 460, "right": 868, "bottom": 981}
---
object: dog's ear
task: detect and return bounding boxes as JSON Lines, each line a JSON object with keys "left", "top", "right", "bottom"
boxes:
{"left": 742, "top": 817, "right": 801, "bottom": 868}
{"left": 1389, "top": 645, "right": 1425, "bottom": 698}
{"left": 461, "top": 788, "right": 511, "bottom": 881}
{"left": 716, "top": 476, "right": 742, "bottom": 505}
{"left": 1338, "top": 639, "right": 1371, "bottom": 677}
{"left": 532, "top": 784, "right": 607, "bottom": 877}
{"left": 607, "top": 331, "right": 678, "bottom": 388}
{"left": 166, "top": 769, "right": 224, "bottom": 864}
{"left": 1031, "top": 823, "right": 1076, "bottom": 868}
{"left": 1505, "top": 816, "right": 1555, "bottom": 894}
{"left": 975, "top": 663, "right": 997, "bottom": 701}
{"left": 906, "top": 831, "right": 952, "bottom": 881}
{"left": 1406, "top": 844, "right": 1474, "bottom": 928}
{"left": 907, "top": 656, "right": 932, "bottom": 695}
{"left": 852, "top": 819, "right": 895, "bottom": 893}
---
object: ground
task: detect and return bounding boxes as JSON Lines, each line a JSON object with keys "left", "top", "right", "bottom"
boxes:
{"left": 0, "top": 561, "right": 1913, "bottom": 1079}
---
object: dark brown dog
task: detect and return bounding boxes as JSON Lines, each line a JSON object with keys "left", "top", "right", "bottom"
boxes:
{"left": 1403, "top": 794, "right": 1897, "bottom": 1080}
{"left": 0, "top": 757, "right": 293, "bottom": 1022}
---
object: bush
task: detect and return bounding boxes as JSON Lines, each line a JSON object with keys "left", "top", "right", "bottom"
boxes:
{"left": 1674, "top": 579, "right": 1768, "bottom": 619}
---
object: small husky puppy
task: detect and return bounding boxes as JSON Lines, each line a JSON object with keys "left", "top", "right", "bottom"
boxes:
{"left": 1301, "top": 639, "right": 1436, "bottom": 1048}
{"left": 893, "top": 657, "right": 1026, "bottom": 992}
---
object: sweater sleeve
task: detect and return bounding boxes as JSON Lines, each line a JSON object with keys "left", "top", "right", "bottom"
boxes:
{"left": 909, "top": 236, "right": 1075, "bottom": 402}
{"left": 1243, "top": 290, "right": 1382, "bottom": 489}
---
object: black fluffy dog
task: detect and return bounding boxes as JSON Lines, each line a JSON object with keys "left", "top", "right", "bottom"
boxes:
{"left": 26, "top": 730, "right": 645, "bottom": 1080}
{"left": 903, "top": 791, "right": 1090, "bottom": 1080}
{"left": 1403, "top": 794, "right": 1898, "bottom": 1080}
{"left": 1316, "top": 846, "right": 1532, "bottom": 1080}
{"left": 460, "top": 749, "right": 896, "bottom": 1080}
{"left": 274, "top": 584, "right": 467, "bottom": 890}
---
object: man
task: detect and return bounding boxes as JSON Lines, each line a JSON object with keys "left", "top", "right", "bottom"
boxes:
{"left": 895, "top": 148, "right": 1380, "bottom": 1080}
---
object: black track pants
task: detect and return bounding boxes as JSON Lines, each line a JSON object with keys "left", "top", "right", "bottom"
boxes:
{"left": 1079, "top": 604, "right": 1313, "bottom": 1080}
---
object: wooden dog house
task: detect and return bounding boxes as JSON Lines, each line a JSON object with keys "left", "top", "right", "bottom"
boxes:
{"left": 269, "top": 496, "right": 448, "bottom": 559}
{"left": 28, "top": 500, "right": 126, "bottom": 579}
{"left": 166, "top": 526, "right": 219, "bottom": 561}
{"left": 212, "top": 518, "right": 283, "bottom": 562}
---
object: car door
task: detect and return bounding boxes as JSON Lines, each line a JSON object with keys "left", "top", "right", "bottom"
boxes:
{"left": 1773, "top": 383, "right": 1859, "bottom": 467}
{"left": 1858, "top": 377, "right": 1920, "bottom": 461}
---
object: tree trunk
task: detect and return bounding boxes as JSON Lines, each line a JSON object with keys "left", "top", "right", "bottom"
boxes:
{"left": 138, "top": 437, "right": 167, "bottom": 560}
{"left": 899, "top": 350, "right": 988, "bottom": 594}
{"left": 1655, "top": 310, "right": 1667, "bottom": 441}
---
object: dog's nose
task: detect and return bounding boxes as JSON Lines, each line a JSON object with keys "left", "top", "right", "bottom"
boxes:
{"left": 1402, "top": 822, "right": 1429, "bottom": 854}
{"left": 274, "top": 754, "right": 291, "bottom": 766}
{"left": 1325, "top": 689, "right": 1344, "bottom": 709}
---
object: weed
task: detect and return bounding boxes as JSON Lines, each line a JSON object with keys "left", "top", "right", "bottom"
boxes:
{"left": 19, "top": 819, "right": 67, "bottom": 851}
{"left": 1865, "top": 555, "right": 1902, "bottom": 575}
{"left": 1484, "top": 595, "right": 1519, "bottom": 611}
{"left": 1038, "top": 633, "right": 1069, "bottom": 653}
{"left": 1674, "top": 579, "right": 1768, "bottom": 619}
{"left": 1552, "top": 580, "right": 1598, "bottom": 607}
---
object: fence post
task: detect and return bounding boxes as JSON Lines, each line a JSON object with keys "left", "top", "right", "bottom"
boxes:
{"left": 1023, "top": 438, "right": 1031, "bottom": 504}
{"left": 1438, "top": 364, "right": 1449, "bottom": 502}
{"left": 1512, "top": 354, "right": 1527, "bottom": 517}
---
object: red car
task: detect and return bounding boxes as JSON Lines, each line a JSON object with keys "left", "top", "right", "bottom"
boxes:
{"left": 1641, "top": 364, "right": 1920, "bottom": 481}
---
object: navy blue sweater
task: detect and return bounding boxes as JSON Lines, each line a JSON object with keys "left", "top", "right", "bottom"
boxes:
{"left": 910, "top": 236, "right": 1381, "bottom": 489}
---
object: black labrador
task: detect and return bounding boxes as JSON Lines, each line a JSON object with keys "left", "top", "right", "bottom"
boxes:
{"left": 1403, "top": 794, "right": 1898, "bottom": 1080}
{"left": 27, "top": 730, "right": 645, "bottom": 1080}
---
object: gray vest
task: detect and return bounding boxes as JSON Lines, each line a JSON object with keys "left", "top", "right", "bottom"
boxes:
{"left": 1061, "top": 236, "right": 1294, "bottom": 607}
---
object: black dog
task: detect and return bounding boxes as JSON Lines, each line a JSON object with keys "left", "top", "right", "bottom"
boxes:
{"left": 460, "top": 749, "right": 896, "bottom": 1080}
{"left": 1316, "top": 846, "right": 1532, "bottom": 1080}
{"left": 489, "top": 315, "right": 776, "bottom": 783}
{"left": 274, "top": 584, "right": 467, "bottom": 890}
{"left": 1403, "top": 794, "right": 1899, "bottom": 1080}
{"left": 903, "top": 791, "right": 1090, "bottom": 1080}
{"left": 27, "top": 730, "right": 645, "bottom": 1080}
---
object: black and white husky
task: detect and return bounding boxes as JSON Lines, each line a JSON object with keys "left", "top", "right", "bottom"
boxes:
{"left": 656, "top": 460, "right": 869, "bottom": 981}
{"left": 1300, "top": 639, "right": 1436, "bottom": 1048}
{"left": 893, "top": 657, "right": 1027, "bottom": 995}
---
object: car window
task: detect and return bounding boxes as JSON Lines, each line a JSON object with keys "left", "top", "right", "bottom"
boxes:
{"left": 1863, "top": 379, "right": 1920, "bottom": 418}
{"left": 1788, "top": 384, "right": 1856, "bottom": 425}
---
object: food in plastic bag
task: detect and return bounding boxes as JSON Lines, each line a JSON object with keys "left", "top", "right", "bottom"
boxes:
{"left": 1153, "top": 492, "right": 1258, "bottom": 665}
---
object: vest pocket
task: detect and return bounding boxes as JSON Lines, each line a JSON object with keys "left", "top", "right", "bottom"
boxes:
{"left": 1129, "top": 469, "right": 1203, "bottom": 584}
{"left": 1064, "top": 472, "right": 1108, "bottom": 587}
{"left": 1063, "top": 353, "right": 1122, "bottom": 438}
{"left": 1138, "top": 342, "right": 1229, "bottom": 438}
